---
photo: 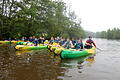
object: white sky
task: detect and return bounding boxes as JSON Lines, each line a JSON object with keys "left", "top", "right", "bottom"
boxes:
{"left": 63, "top": 0, "right": 120, "bottom": 32}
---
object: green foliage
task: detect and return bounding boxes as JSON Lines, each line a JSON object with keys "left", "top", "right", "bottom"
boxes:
{"left": 95, "top": 28, "right": 120, "bottom": 39}
{"left": 0, "top": 0, "right": 85, "bottom": 40}
{"left": 85, "top": 31, "right": 95, "bottom": 38}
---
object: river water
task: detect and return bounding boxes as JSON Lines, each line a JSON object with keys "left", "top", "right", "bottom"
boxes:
{"left": 0, "top": 38, "right": 120, "bottom": 80}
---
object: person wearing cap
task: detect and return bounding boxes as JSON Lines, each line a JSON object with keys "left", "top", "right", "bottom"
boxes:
{"left": 84, "top": 36, "right": 96, "bottom": 49}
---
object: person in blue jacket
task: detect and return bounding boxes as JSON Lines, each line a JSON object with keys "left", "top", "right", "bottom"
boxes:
{"left": 28, "top": 36, "right": 33, "bottom": 42}
{"left": 33, "top": 38, "right": 38, "bottom": 46}
{"left": 59, "top": 38, "right": 65, "bottom": 46}
{"left": 49, "top": 37, "right": 54, "bottom": 44}
{"left": 74, "top": 39, "right": 83, "bottom": 50}
{"left": 71, "top": 38, "right": 76, "bottom": 45}
{"left": 54, "top": 37, "right": 60, "bottom": 43}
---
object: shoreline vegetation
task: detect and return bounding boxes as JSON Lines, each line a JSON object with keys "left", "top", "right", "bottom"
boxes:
{"left": 0, "top": 0, "right": 120, "bottom": 40}
{"left": 0, "top": 0, "right": 85, "bottom": 40}
{"left": 95, "top": 28, "right": 120, "bottom": 39}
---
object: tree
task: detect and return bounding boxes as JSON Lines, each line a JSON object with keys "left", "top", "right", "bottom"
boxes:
{"left": 0, "top": 0, "right": 86, "bottom": 40}
{"left": 95, "top": 28, "right": 120, "bottom": 39}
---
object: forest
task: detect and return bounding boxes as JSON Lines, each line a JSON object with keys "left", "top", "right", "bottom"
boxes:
{"left": 95, "top": 28, "right": 120, "bottom": 39}
{"left": 0, "top": 0, "right": 85, "bottom": 40}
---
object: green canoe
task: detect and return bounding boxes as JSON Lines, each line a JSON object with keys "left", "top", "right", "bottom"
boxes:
{"left": 16, "top": 42, "right": 33, "bottom": 45}
{"left": 60, "top": 50, "right": 89, "bottom": 59}
{"left": 60, "top": 47, "right": 96, "bottom": 59}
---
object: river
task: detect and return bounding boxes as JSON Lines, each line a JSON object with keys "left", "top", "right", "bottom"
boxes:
{"left": 0, "top": 38, "right": 120, "bottom": 80}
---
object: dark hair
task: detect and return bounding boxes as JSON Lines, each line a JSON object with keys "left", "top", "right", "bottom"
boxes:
{"left": 88, "top": 36, "right": 92, "bottom": 38}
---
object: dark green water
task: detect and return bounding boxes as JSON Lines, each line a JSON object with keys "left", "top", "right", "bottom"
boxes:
{"left": 0, "top": 38, "right": 120, "bottom": 80}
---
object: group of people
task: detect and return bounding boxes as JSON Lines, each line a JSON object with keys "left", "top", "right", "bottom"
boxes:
{"left": 21, "top": 36, "right": 45, "bottom": 46}
{"left": 8, "top": 36, "right": 96, "bottom": 50}
{"left": 48, "top": 36, "right": 96, "bottom": 50}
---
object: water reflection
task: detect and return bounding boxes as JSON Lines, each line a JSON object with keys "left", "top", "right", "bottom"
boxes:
{"left": 0, "top": 44, "right": 16, "bottom": 80}
{"left": 16, "top": 51, "right": 33, "bottom": 56}
{"left": 2, "top": 38, "right": 120, "bottom": 80}
{"left": 0, "top": 45, "right": 66, "bottom": 80}
{"left": 84, "top": 56, "right": 95, "bottom": 67}
{"left": 61, "top": 56, "right": 95, "bottom": 73}
{"left": 15, "top": 49, "right": 96, "bottom": 80}
{"left": 15, "top": 50, "right": 65, "bottom": 80}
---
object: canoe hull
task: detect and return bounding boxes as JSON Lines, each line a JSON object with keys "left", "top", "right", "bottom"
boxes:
{"left": 60, "top": 50, "right": 89, "bottom": 59}
{"left": 0, "top": 41, "right": 20, "bottom": 44}
{"left": 15, "top": 45, "right": 47, "bottom": 50}
{"left": 60, "top": 47, "right": 96, "bottom": 59}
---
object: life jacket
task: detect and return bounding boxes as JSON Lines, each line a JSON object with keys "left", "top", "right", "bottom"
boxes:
{"left": 49, "top": 40, "right": 54, "bottom": 44}
{"left": 74, "top": 42, "right": 83, "bottom": 49}
{"left": 33, "top": 39, "right": 38, "bottom": 45}
{"left": 64, "top": 41, "right": 71, "bottom": 49}
{"left": 59, "top": 40, "right": 65, "bottom": 46}
{"left": 38, "top": 39, "right": 43, "bottom": 44}
{"left": 29, "top": 39, "right": 33, "bottom": 42}
{"left": 44, "top": 40, "right": 49, "bottom": 45}
{"left": 72, "top": 40, "right": 76, "bottom": 45}
{"left": 52, "top": 42, "right": 58, "bottom": 46}
{"left": 87, "top": 39, "right": 93, "bottom": 45}
{"left": 85, "top": 39, "right": 93, "bottom": 49}
{"left": 54, "top": 40, "right": 59, "bottom": 43}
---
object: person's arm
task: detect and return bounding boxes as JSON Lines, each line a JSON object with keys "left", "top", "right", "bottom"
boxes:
{"left": 62, "top": 41, "right": 66, "bottom": 47}
{"left": 49, "top": 40, "right": 52, "bottom": 44}
{"left": 86, "top": 40, "right": 89, "bottom": 43}
{"left": 80, "top": 42, "right": 83, "bottom": 49}
{"left": 85, "top": 40, "right": 90, "bottom": 45}
{"left": 92, "top": 40, "right": 96, "bottom": 47}
{"left": 70, "top": 41, "right": 73, "bottom": 48}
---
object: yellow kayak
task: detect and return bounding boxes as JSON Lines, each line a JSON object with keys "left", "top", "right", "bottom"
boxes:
{"left": 48, "top": 43, "right": 96, "bottom": 58}
{"left": 85, "top": 47, "right": 96, "bottom": 55}
{"left": 0, "top": 41, "right": 19, "bottom": 44}
{"left": 15, "top": 45, "right": 47, "bottom": 50}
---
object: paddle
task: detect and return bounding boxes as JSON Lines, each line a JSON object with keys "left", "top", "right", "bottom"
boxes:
{"left": 96, "top": 47, "right": 102, "bottom": 51}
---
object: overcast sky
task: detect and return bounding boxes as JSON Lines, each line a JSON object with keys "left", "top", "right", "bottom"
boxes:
{"left": 63, "top": 0, "right": 120, "bottom": 32}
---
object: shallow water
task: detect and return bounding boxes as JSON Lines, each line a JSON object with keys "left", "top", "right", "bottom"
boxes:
{"left": 0, "top": 38, "right": 120, "bottom": 80}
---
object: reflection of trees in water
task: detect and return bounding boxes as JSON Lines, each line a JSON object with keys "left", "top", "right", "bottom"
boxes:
{"left": 1, "top": 45, "right": 95, "bottom": 80}
{"left": 0, "top": 45, "right": 65, "bottom": 80}
{"left": 0, "top": 45, "right": 16, "bottom": 80}
{"left": 15, "top": 50, "right": 65, "bottom": 80}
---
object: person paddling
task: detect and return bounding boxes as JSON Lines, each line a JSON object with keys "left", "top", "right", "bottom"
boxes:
{"left": 28, "top": 36, "right": 33, "bottom": 42}
{"left": 59, "top": 38, "right": 65, "bottom": 46}
{"left": 38, "top": 37, "right": 43, "bottom": 44}
{"left": 74, "top": 39, "right": 83, "bottom": 50}
{"left": 33, "top": 37, "right": 38, "bottom": 46}
{"left": 63, "top": 38, "right": 73, "bottom": 49}
{"left": 49, "top": 37, "right": 54, "bottom": 44}
{"left": 84, "top": 36, "right": 96, "bottom": 49}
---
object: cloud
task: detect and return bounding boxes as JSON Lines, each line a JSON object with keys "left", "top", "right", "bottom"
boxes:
{"left": 63, "top": 0, "right": 120, "bottom": 32}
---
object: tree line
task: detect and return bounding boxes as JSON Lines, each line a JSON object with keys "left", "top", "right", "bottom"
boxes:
{"left": 0, "top": 0, "right": 85, "bottom": 40}
{"left": 95, "top": 28, "right": 120, "bottom": 39}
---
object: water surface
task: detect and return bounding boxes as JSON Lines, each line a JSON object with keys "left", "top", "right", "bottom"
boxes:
{"left": 0, "top": 38, "right": 120, "bottom": 80}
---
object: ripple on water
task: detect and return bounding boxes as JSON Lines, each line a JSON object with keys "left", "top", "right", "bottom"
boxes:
{"left": 1, "top": 39, "right": 120, "bottom": 80}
